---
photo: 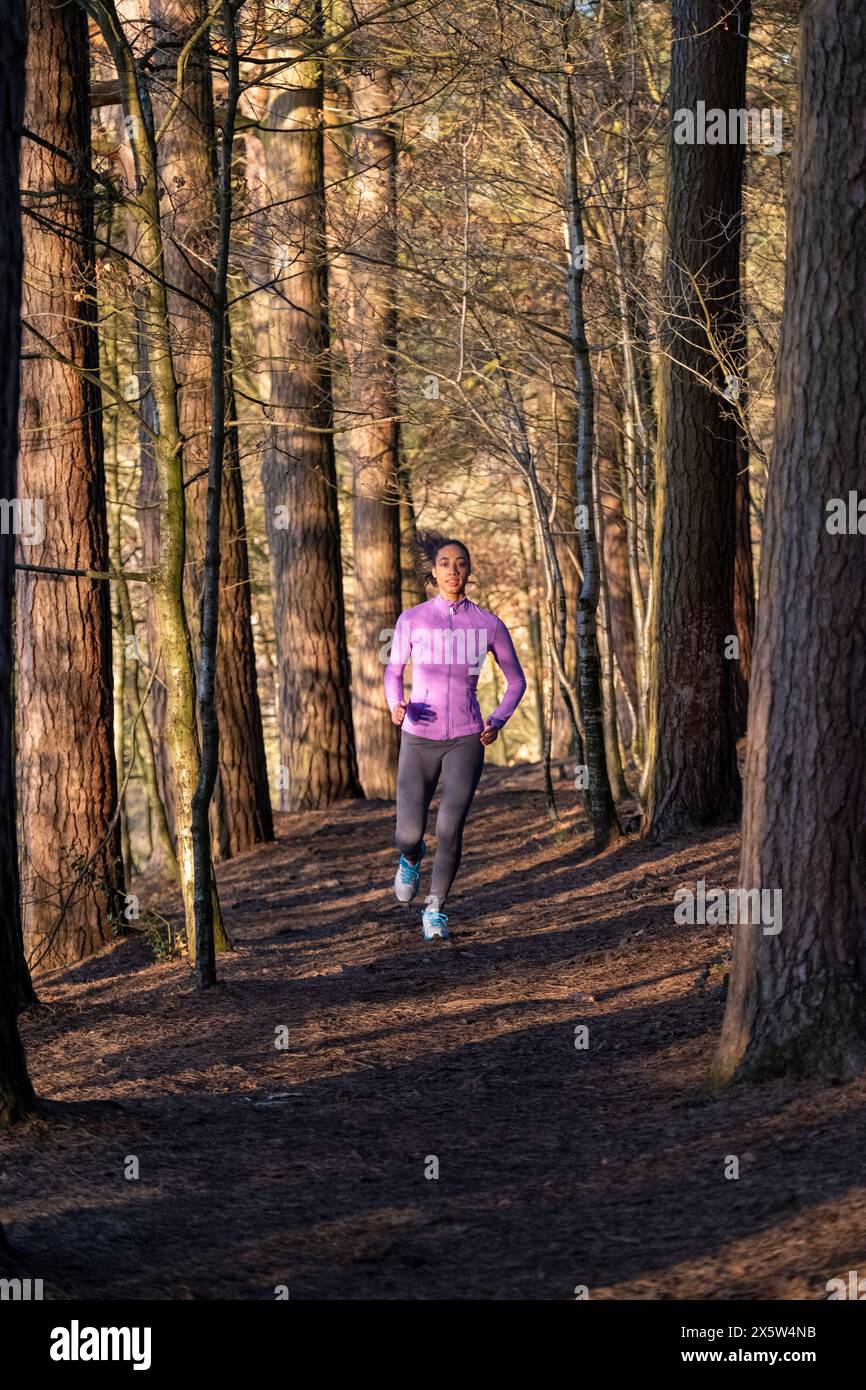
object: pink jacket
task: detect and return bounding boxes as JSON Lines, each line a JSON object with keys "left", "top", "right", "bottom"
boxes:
{"left": 384, "top": 595, "right": 527, "bottom": 739}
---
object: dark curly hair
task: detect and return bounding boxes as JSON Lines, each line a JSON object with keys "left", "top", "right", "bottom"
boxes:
{"left": 413, "top": 530, "right": 472, "bottom": 591}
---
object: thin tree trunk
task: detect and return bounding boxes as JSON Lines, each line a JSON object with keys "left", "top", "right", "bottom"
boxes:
{"left": 512, "top": 482, "right": 545, "bottom": 754}
{"left": 88, "top": 0, "right": 228, "bottom": 955}
{"left": 0, "top": 0, "right": 36, "bottom": 1121}
{"left": 714, "top": 0, "right": 866, "bottom": 1083}
{"left": 561, "top": 64, "right": 621, "bottom": 848}
{"left": 641, "top": 0, "right": 745, "bottom": 838}
{"left": 135, "top": 299, "right": 176, "bottom": 839}
{"left": 18, "top": 0, "right": 123, "bottom": 971}
{"left": 101, "top": 257, "right": 178, "bottom": 879}
{"left": 733, "top": 429, "right": 755, "bottom": 736}
{"left": 593, "top": 448, "right": 629, "bottom": 801}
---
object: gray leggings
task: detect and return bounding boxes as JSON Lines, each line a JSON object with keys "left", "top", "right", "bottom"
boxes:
{"left": 395, "top": 731, "right": 485, "bottom": 909}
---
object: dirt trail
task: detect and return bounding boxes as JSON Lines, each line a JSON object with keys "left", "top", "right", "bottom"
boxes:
{"left": 2, "top": 763, "right": 864, "bottom": 1300}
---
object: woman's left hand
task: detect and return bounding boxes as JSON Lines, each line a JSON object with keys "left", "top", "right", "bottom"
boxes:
{"left": 480, "top": 718, "right": 500, "bottom": 746}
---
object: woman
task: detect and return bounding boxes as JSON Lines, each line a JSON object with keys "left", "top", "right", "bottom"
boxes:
{"left": 384, "top": 534, "right": 527, "bottom": 940}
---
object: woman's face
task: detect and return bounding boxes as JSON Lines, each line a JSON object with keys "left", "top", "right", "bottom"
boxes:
{"left": 434, "top": 545, "right": 470, "bottom": 599}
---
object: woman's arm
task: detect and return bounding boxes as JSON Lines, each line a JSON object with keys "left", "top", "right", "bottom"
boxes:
{"left": 487, "top": 617, "right": 527, "bottom": 726}
{"left": 384, "top": 610, "right": 409, "bottom": 715}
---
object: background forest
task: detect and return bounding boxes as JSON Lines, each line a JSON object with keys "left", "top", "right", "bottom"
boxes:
{"left": 0, "top": 0, "right": 864, "bottom": 1305}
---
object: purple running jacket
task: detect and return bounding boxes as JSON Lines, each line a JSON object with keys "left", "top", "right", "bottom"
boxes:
{"left": 384, "top": 594, "right": 527, "bottom": 739}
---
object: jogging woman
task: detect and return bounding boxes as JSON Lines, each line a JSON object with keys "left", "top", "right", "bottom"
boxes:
{"left": 384, "top": 535, "right": 527, "bottom": 940}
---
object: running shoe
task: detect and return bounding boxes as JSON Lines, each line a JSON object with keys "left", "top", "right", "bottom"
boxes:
{"left": 394, "top": 841, "right": 425, "bottom": 903}
{"left": 421, "top": 905, "right": 449, "bottom": 940}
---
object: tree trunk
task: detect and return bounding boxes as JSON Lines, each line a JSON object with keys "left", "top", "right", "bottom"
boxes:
{"left": 346, "top": 51, "right": 402, "bottom": 799}
{"left": 599, "top": 450, "right": 638, "bottom": 722}
{"left": 88, "top": 0, "right": 228, "bottom": 954}
{"left": 17, "top": 0, "right": 123, "bottom": 971}
{"left": 561, "top": 69, "right": 621, "bottom": 848}
{"left": 733, "top": 431, "right": 755, "bottom": 736}
{"left": 150, "top": 0, "right": 272, "bottom": 858}
{"left": 641, "top": 0, "right": 745, "bottom": 838}
{"left": 714, "top": 0, "right": 866, "bottom": 1084}
{"left": 0, "top": 0, "right": 36, "bottom": 1121}
{"left": 398, "top": 456, "right": 425, "bottom": 609}
{"left": 260, "top": 11, "right": 362, "bottom": 811}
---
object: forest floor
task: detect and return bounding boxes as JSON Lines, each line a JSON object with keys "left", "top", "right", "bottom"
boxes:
{"left": 3, "top": 760, "right": 865, "bottom": 1301}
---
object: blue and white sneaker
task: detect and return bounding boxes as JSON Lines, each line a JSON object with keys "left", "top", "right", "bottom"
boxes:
{"left": 421, "top": 906, "right": 449, "bottom": 941}
{"left": 394, "top": 842, "right": 426, "bottom": 903}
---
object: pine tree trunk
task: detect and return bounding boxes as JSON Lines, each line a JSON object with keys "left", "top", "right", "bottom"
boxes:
{"left": 714, "top": 0, "right": 866, "bottom": 1083}
{"left": 641, "top": 0, "right": 745, "bottom": 838}
{"left": 0, "top": 0, "right": 36, "bottom": 1121}
{"left": 150, "top": 0, "right": 272, "bottom": 858}
{"left": 260, "top": 13, "right": 362, "bottom": 811}
{"left": 17, "top": 0, "right": 123, "bottom": 971}
{"left": 346, "top": 53, "right": 402, "bottom": 799}
{"left": 599, "top": 451, "right": 639, "bottom": 726}
{"left": 733, "top": 431, "right": 755, "bottom": 736}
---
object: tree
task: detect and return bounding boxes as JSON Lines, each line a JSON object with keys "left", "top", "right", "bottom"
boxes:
{"left": 18, "top": 0, "right": 123, "bottom": 970}
{"left": 714, "top": 0, "right": 866, "bottom": 1083}
{"left": 344, "top": 29, "right": 402, "bottom": 799}
{"left": 258, "top": 7, "right": 362, "bottom": 811}
{"left": 561, "top": 39, "right": 622, "bottom": 847}
{"left": 150, "top": 0, "right": 273, "bottom": 859}
{"left": 641, "top": 0, "right": 745, "bottom": 838}
{"left": 0, "top": 0, "right": 36, "bottom": 1124}
{"left": 85, "top": 0, "right": 228, "bottom": 958}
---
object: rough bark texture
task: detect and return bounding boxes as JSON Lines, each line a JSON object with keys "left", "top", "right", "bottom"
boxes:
{"left": 733, "top": 433, "right": 756, "bottom": 735}
{"left": 346, "top": 54, "right": 402, "bottom": 799}
{"left": 714, "top": 0, "right": 866, "bottom": 1084}
{"left": 260, "top": 21, "right": 362, "bottom": 811}
{"left": 599, "top": 454, "right": 638, "bottom": 717}
{"left": 151, "top": 0, "right": 272, "bottom": 857}
{"left": 641, "top": 0, "right": 745, "bottom": 837}
{"left": 0, "top": 0, "right": 36, "bottom": 1122}
{"left": 135, "top": 324, "right": 176, "bottom": 838}
{"left": 89, "top": 0, "right": 228, "bottom": 954}
{"left": 18, "top": 0, "right": 123, "bottom": 970}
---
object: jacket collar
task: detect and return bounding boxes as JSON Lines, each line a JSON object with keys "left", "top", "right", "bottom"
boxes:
{"left": 433, "top": 592, "right": 470, "bottom": 615}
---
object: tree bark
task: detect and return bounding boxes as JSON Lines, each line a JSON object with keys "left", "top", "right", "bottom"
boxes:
{"left": 714, "top": 0, "right": 866, "bottom": 1083}
{"left": 345, "top": 49, "right": 402, "bottom": 799}
{"left": 260, "top": 11, "right": 362, "bottom": 811}
{"left": 150, "top": 0, "right": 272, "bottom": 858}
{"left": 88, "top": 0, "right": 228, "bottom": 955}
{"left": 18, "top": 0, "right": 123, "bottom": 971}
{"left": 0, "top": 0, "right": 36, "bottom": 1122}
{"left": 561, "top": 66, "right": 621, "bottom": 848}
{"left": 641, "top": 0, "right": 745, "bottom": 838}
{"left": 733, "top": 431, "right": 755, "bottom": 736}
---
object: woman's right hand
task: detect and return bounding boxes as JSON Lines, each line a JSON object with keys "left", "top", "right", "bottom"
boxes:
{"left": 391, "top": 701, "right": 408, "bottom": 726}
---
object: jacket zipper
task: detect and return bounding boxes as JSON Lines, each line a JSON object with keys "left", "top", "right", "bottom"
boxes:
{"left": 445, "top": 603, "right": 452, "bottom": 737}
